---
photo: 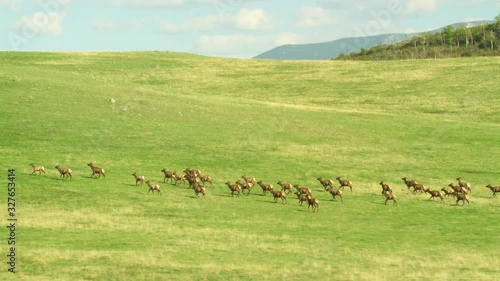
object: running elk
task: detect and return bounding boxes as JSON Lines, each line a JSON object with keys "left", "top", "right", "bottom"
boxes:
{"left": 55, "top": 165, "right": 72, "bottom": 180}
{"left": 193, "top": 185, "right": 206, "bottom": 199}
{"left": 401, "top": 177, "right": 418, "bottom": 191}
{"left": 384, "top": 193, "right": 397, "bottom": 206}
{"left": 336, "top": 177, "right": 353, "bottom": 191}
{"left": 306, "top": 196, "right": 319, "bottom": 212}
{"left": 270, "top": 190, "right": 287, "bottom": 204}
{"left": 29, "top": 163, "right": 45, "bottom": 175}
{"left": 132, "top": 172, "right": 145, "bottom": 186}
{"left": 485, "top": 184, "right": 500, "bottom": 198}
{"left": 317, "top": 177, "right": 334, "bottom": 190}
{"left": 455, "top": 192, "right": 469, "bottom": 205}
{"left": 425, "top": 189, "right": 444, "bottom": 203}
{"left": 257, "top": 181, "right": 273, "bottom": 195}
{"left": 161, "top": 169, "right": 175, "bottom": 183}
{"left": 277, "top": 181, "right": 293, "bottom": 195}
{"left": 456, "top": 177, "right": 472, "bottom": 193}
{"left": 87, "top": 162, "right": 105, "bottom": 179}
{"left": 145, "top": 180, "right": 161, "bottom": 195}
{"left": 379, "top": 181, "right": 392, "bottom": 194}
{"left": 327, "top": 187, "right": 343, "bottom": 202}
{"left": 225, "top": 181, "right": 242, "bottom": 197}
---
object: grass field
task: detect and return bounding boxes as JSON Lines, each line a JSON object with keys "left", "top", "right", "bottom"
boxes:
{"left": 0, "top": 52, "right": 499, "bottom": 280}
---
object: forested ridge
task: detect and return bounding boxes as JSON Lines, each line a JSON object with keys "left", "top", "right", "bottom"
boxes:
{"left": 336, "top": 15, "right": 500, "bottom": 60}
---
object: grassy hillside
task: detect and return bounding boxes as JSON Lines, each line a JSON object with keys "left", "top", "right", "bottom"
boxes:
{"left": 0, "top": 52, "right": 499, "bottom": 280}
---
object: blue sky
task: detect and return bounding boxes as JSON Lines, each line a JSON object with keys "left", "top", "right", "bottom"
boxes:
{"left": 1, "top": 0, "right": 498, "bottom": 58}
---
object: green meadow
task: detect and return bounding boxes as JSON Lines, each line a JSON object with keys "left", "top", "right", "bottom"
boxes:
{"left": 0, "top": 52, "right": 499, "bottom": 280}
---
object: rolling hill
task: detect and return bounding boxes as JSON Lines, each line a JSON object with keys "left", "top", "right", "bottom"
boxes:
{"left": 1, "top": 52, "right": 499, "bottom": 280}
{"left": 254, "top": 21, "right": 492, "bottom": 60}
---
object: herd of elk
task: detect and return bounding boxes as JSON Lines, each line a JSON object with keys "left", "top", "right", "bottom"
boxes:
{"left": 29, "top": 163, "right": 498, "bottom": 207}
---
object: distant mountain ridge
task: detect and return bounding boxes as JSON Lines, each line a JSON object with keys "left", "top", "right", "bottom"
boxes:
{"left": 253, "top": 21, "right": 493, "bottom": 60}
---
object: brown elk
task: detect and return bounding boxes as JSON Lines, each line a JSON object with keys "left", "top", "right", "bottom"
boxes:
{"left": 161, "top": 168, "right": 175, "bottom": 183}
{"left": 270, "top": 190, "right": 287, "bottom": 204}
{"left": 441, "top": 188, "right": 456, "bottom": 198}
{"left": 257, "top": 181, "right": 273, "bottom": 195}
{"left": 384, "top": 193, "right": 397, "bottom": 206}
{"left": 379, "top": 181, "right": 392, "bottom": 194}
{"left": 145, "top": 180, "right": 161, "bottom": 195}
{"left": 29, "top": 163, "right": 45, "bottom": 175}
{"left": 485, "top": 184, "right": 500, "bottom": 198}
{"left": 448, "top": 183, "right": 468, "bottom": 194}
{"left": 455, "top": 192, "right": 469, "bottom": 205}
{"left": 87, "top": 162, "right": 105, "bottom": 179}
{"left": 236, "top": 180, "right": 253, "bottom": 196}
{"left": 456, "top": 177, "right": 472, "bottom": 193}
{"left": 225, "top": 181, "right": 242, "bottom": 197}
{"left": 306, "top": 196, "right": 319, "bottom": 212}
{"left": 294, "top": 191, "right": 309, "bottom": 206}
{"left": 277, "top": 181, "right": 293, "bottom": 195}
{"left": 336, "top": 177, "right": 353, "bottom": 191}
{"left": 425, "top": 189, "right": 444, "bottom": 203}
{"left": 317, "top": 177, "right": 334, "bottom": 190}
{"left": 293, "top": 184, "right": 311, "bottom": 196}
{"left": 132, "top": 172, "right": 145, "bottom": 186}
{"left": 412, "top": 184, "right": 426, "bottom": 195}
{"left": 241, "top": 175, "right": 256, "bottom": 186}
{"left": 173, "top": 172, "right": 186, "bottom": 185}
{"left": 193, "top": 185, "right": 206, "bottom": 199}
{"left": 327, "top": 187, "right": 343, "bottom": 202}
{"left": 401, "top": 177, "right": 418, "bottom": 191}
{"left": 198, "top": 175, "right": 213, "bottom": 187}
{"left": 55, "top": 165, "right": 72, "bottom": 180}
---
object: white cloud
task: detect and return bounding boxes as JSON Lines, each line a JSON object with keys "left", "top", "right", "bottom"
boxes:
{"left": 13, "top": 12, "right": 65, "bottom": 37}
{"left": 163, "top": 8, "right": 273, "bottom": 33}
{"left": 235, "top": 8, "right": 273, "bottom": 30}
{"left": 402, "top": 0, "right": 439, "bottom": 15}
{"left": 275, "top": 32, "right": 305, "bottom": 46}
{"left": 297, "top": 7, "right": 337, "bottom": 27}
